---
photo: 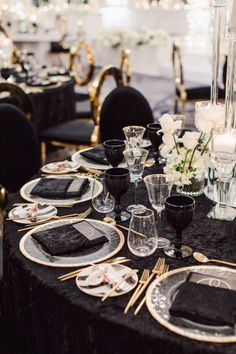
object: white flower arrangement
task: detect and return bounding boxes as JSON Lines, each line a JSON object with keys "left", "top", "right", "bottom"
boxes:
{"left": 95, "top": 27, "right": 169, "bottom": 49}
{"left": 159, "top": 114, "right": 210, "bottom": 186}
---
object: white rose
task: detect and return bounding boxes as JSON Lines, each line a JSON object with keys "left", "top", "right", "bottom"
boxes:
{"left": 159, "top": 114, "right": 183, "bottom": 134}
{"left": 181, "top": 131, "right": 201, "bottom": 150}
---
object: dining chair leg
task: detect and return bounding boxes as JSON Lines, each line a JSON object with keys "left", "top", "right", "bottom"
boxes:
{"left": 174, "top": 97, "right": 179, "bottom": 114}
{"left": 181, "top": 98, "right": 187, "bottom": 115}
{"left": 41, "top": 142, "right": 47, "bottom": 166}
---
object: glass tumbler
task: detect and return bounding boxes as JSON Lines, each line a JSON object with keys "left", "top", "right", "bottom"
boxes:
{"left": 91, "top": 173, "right": 115, "bottom": 214}
{"left": 127, "top": 207, "right": 158, "bottom": 257}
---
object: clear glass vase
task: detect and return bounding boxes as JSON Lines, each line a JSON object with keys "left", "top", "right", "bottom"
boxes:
{"left": 176, "top": 176, "right": 205, "bottom": 197}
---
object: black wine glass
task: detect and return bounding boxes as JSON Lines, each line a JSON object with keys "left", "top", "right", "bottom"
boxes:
{"left": 164, "top": 195, "right": 195, "bottom": 259}
{"left": 146, "top": 123, "right": 164, "bottom": 165}
{"left": 103, "top": 139, "right": 126, "bottom": 167}
{"left": 105, "top": 168, "right": 130, "bottom": 222}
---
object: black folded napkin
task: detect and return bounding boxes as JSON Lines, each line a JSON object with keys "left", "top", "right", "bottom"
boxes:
{"left": 80, "top": 147, "right": 108, "bottom": 165}
{"left": 169, "top": 273, "right": 236, "bottom": 327}
{"left": 31, "top": 177, "right": 89, "bottom": 199}
{"left": 31, "top": 220, "right": 108, "bottom": 256}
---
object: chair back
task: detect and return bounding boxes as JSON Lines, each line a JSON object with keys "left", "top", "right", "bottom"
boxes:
{"left": 0, "top": 104, "right": 40, "bottom": 192}
{"left": 87, "top": 65, "right": 124, "bottom": 144}
{"left": 172, "top": 43, "right": 184, "bottom": 88}
{"left": 100, "top": 85, "right": 154, "bottom": 142}
{"left": 0, "top": 82, "right": 33, "bottom": 120}
{"left": 120, "top": 49, "right": 131, "bottom": 85}
{"left": 69, "top": 40, "right": 95, "bottom": 86}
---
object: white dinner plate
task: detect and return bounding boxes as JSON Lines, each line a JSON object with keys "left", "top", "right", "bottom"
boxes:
{"left": 76, "top": 263, "right": 138, "bottom": 297}
{"left": 8, "top": 203, "right": 57, "bottom": 225}
{"left": 146, "top": 265, "right": 236, "bottom": 343}
{"left": 20, "top": 175, "right": 102, "bottom": 207}
{"left": 19, "top": 218, "right": 125, "bottom": 267}
{"left": 41, "top": 160, "right": 80, "bottom": 174}
{"left": 72, "top": 147, "right": 126, "bottom": 170}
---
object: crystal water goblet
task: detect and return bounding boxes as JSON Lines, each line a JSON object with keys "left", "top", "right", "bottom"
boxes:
{"left": 123, "top": 148, "right": 149, "bottom": 212}
{"left": 123, "top": 125, "right": 145, "bottom": 148}
{"left": 104, "top": 167, "right": 130, "bottom": 222}
{"left": 164, "top": 195, "right": 195, "bottom": 259}
{"left": 144, "top": 174, "right": 172, "bottom": 248}
{"left": 127, "top": 207, "right": 158, "bottom": 257}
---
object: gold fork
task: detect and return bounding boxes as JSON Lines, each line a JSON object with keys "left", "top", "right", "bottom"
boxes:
{"left": 129, "top": 258, "right": 165, "bottom": 308}
{"left": 124, "top": 268, "right": 150, "bottom": 314}
{"left": 134, "top": 264, "right": 169, "bottom": 315}
{"left": 18, "top": 207, "right": 92, "bottom": 232}
{"left": 58, "top": 257, "right": 130, "bottom": 281}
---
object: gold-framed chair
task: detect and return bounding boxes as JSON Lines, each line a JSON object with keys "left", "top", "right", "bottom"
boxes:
{"left": 120, "top": 49, "right": 131, "bottom": 86}
{"left": 0, "top": 82, "right": 33, "bottom": 120}
{"left": 69, "top": 39, "right": 96, "bottom": 119}
{"left": 172, "top": 43, "right": 225, "bottom": 114}
{"left": 39, "top": 65, "right": 124, "bottom": 164}
{"left": 69, "top": 39, "right": 95, "bottom": 86}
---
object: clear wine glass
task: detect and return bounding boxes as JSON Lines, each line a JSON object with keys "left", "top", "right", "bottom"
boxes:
{"left": 127, "top": 207, "right": 158, "bottom": 257}
{"left": 144, "top": 174, "right": 172, "bottom": 248}
{"left": 123, "top": 148, "right": 148, "bottom": 212}
{"left": 123, "top": 125, "right": 145, "bottom": 148}
{"left": 164, "top": 195, "right": 195, "bottom": 259}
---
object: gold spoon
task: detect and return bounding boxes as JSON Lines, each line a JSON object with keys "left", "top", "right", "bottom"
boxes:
{"left": 193, "top": 252, "right": 236, "bottom": 267}
{"left": 145, "top": 159, "right": 155, "bottom": 168}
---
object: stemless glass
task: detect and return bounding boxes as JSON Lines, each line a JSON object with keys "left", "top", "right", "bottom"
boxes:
{"left": 91, "top": 173, "right": 115, "bottom": 214}
{"left": 103, "top": 139, "right": 126, "bottom": 167}
{"left": 123, "top": 148, "right": 149, "bottom": 212}
{"left": 123, "top": 125, "right": 145, "bottom": 148}
{"left": 164, "top": 195, "right": 195, "bottom": 259}
{"left": 146, "top": 123, "right": 164, "bottom": 165}
{"left": 128, "top": 207, "right": 158, "bottom": 257}
{"left": 104, "top": 167, "right": 130, "bottom": 222}
{"left": 144, "top": 174, "right": 172, "bottom": 248}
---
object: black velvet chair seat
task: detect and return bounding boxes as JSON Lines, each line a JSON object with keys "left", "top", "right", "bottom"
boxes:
{"left": 176, "top": 86, "right": 225, "bottom": 100}
{"left": 50, "top": 42, "right": 70, "bottom": 53}
{"left": 39, "top": 120, "right": 94, "bottom": 145}
{"left": 74, "top": 93, "right": 91, "bottom": 119}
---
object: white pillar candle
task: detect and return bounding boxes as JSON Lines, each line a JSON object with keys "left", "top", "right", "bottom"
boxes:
{"left": 213, "top": 133, "right": 236, "bottom": 153}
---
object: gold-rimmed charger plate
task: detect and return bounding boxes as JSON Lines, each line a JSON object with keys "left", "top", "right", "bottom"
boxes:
{"left": 20, "top": 175, "right": 102, "bottom": 206}
{"left": 19, "top": 218, "right": 125, "bottom": 267}
{"left": 72, "top": 147, "right": 126, "bottom": 171}
{"left": 146, "top": 265, "right": 236, "bottom": 343}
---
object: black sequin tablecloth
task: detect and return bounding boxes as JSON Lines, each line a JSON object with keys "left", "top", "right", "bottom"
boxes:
{"left": 2, "top": 167, "right": 236, "bottom": 354}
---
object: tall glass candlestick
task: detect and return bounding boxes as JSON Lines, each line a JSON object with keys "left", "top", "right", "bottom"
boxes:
{"left": 209, "top": 0, "right": 227, "bottom": 105}
{"left": 224, "top": 0, "right": 236, "bottom": 130}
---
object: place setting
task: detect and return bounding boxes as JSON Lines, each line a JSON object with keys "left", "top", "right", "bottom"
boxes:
{"left": 20, "top": 174, "right": 102, "bottom": 207}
